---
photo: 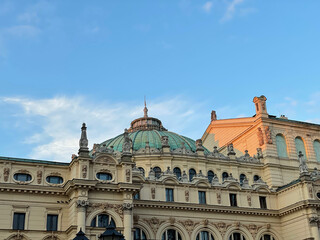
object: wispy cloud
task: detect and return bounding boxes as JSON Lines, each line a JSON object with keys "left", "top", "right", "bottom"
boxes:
{"left": 5, "top": 25, "right": 40, "bottom": 38}
{"left": 221, "top": 0, "right": 245, "bottom": 22}
{"left": 202, "top": 1, "right": 213, "bottom": 13}
{"left": 1, "top": 96, "right": 206, "bottom": 162}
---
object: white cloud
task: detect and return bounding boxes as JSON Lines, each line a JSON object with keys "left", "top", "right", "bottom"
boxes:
{"left": 2, "top": 96, "right": 206, "bottom": 162}
{"left": 221, "top": 0, "right": 244, "bottom": 22}
{"left": 202, "top": 2, "right": 213, "bottom": 13}
{"left": 5, "top": 25, "right": 40, "bottom": 38}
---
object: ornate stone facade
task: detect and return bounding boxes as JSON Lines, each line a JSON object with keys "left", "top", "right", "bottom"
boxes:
{"left": 0, "top": 96, "right": 319, "bottom": 240}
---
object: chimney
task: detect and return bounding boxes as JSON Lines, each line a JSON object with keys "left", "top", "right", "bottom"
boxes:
{"left": 253, "top": 95, "right": 268, "bottom": 117}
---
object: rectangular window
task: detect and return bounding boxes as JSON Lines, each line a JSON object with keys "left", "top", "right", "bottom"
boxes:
{"left": 47, "top": 214, "right": 58, "bottom": 231}
{"left": 166, "top": 188, "right": 174, "bottom": 202}
{"left": 198, "top": 191, "right": 206, "bottom": 204}
{"left": 229, "top": 193, "right": 237, "bottom": 207}
{"left": 133, "top": 192, "right": 140, "bottom": 200}
{"left": 13, "top": 213, "right": 25, "bottom": 230}
{"left": 259, "top": 196, "right": 267, "bottom": 209}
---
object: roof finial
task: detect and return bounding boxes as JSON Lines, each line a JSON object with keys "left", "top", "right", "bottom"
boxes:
{"left": 78, "top": 123, "right": 89, "bottom": 156}
{"left": 144, "top": 96, "right": 148, "bottom": 118}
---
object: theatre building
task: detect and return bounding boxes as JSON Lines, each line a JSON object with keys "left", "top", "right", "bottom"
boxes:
{"left": 0, "top": 96, "right": 320, "bottom": 240}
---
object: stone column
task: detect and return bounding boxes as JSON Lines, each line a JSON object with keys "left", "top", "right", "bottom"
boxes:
{"left": 77, "top": 199, "right": 89, "bottom": 232}
{"left": 309, "top": 216, "right": 320, "bottom": 240}
{"left": 123, "top": 203, "right": 133, "bottom": 240}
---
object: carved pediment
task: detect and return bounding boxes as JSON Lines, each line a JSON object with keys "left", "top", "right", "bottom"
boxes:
{"left": 93, "top": 155, "right": 118, "bottom": 165}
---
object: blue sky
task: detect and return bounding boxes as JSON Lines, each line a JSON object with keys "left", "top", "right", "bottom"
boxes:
{"left": 0, "top": 0, "right": 320, "bottom": 162}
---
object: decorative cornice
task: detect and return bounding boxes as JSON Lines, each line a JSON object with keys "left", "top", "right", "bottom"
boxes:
{"left": 134, "top": 200, "right": 278, "bottom": 217}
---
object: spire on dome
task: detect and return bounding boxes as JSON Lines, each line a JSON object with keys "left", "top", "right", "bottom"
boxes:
{"left": 144, "top": 96, "right": 148, "bottom": 118}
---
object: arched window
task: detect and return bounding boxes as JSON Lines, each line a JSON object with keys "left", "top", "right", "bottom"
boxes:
{"left": 260, "top": 234, "right": 276, "bottom": 240}
{"left": 229, "top": 232, "right": 246, "bottom": 240}
{"left": 295, "top": 137, "right": 307, "bottom": 159}
{"left": 162, "top": 229, "right": 182, "bottom": 240}
{"left": 313, "top": 140, "right": 320, "bottom": 162}
{"left": 208, "top": 170, "right": 215, "bottom": 183}
{"left": 90, "top": 214, "right": 115, "bottom": 228}
{"left": 189, "top": 168, "right": 196, "bottom": 181}
{"left": 239, "top": 174, "right": 246, "bottom": 185}
{"left": 196, "top": 231, "right": 215, "bottom": 240}
{"left": 173, "top": 167, "right": 182, "bottom": 179}
{"left": 134, "top": 227, "right": 147, "bottom": 240}
{"left": 276, "top": 134, "right": 288, "bottom": 158}
{"left": 153, "top": 167, "right": 162, "bottom": 178}
{"left": 253, "top": 175, "right": 260, "bottom": 182}
{"left": 222, "top": 172, "right": 229, "bottom": 181}
{"left": 138, "top": 167, "right": 145, "bottom": 177}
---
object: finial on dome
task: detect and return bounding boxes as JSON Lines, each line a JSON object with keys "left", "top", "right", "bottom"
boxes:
{"left": 144, "top": 96, "right": 148, "bottom": 118}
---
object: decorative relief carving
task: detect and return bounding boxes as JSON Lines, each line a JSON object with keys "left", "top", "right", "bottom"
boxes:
{"left": 244, "top": 224, "right": 263, "bottom": 239}
{"left": 87, "top": 203, "right": 124, "bottom": 221}
{"left": 179, "top": 219, "right": 200, "bottom": 236}
{"left": 143, "top": 217, "right": 166, "bottom": 234}
{"left": 265, "top": 126, "right": 273, "bottom": 144}
{"left": 122, "top": 202, "right": 133, "bottom": 210}
{"left": 203, "top": 219, "right": 209, "bottom": 226}
{"left": 247, "top": 194, "right": 252, "bottom": 206}
{"left": 77, "top": 199, "right": 89, "bottom": 208}
{"left": 151, "top": 188, "right": 155, "bottom": 199}
{"left": 82, "top": 165, "right": 87, "bottom": 178}
{"left": 185, "top": 190, "right": 189, "bottom": 202}
{"left": 309, "top": 216, "right": 320, "bottom": 226}
{"left": 169, "top": 217, "right": 175, "bottom": 225}
{"left": 161, "top": 136, "right": 169, "bottom": 147}
{"left": 217, "top": 192, "right": 221, "bottom": 204}
{"left": 212, "top": 222, "right": 232, "bottom": 238}
{"left": 37, "top": 170, "right": 42, "bottom": 184}
{"left": 126, "top": 169, "right": 131, "bottom": 182}
{"left": 257, "top": 127, "right": 264, "bottom": 146}
{"left": 309, "top": 187, "right": 314, "bottom": 198}
{"left": 4, "top": 168, "right": 9, "bottom": 182}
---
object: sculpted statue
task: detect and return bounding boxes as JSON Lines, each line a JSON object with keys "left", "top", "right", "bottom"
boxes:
{"left": 227, "top": 144, "right": 236, "bottom": 156}
{"left": 122, "top": 129, "right": 132, "bottom": 153}
{"left": 299, "top": 151, "right": 308, "bottom": 174}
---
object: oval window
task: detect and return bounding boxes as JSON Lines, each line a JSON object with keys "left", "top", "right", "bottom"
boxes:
{"left": 46, "top": 176, "right": 63, "bottom": 184}
{"left": 14, "top": 173, "right": 32, "bottom": 182}
{"left": 96, "top": 172, "right": 112, "bottom": 181}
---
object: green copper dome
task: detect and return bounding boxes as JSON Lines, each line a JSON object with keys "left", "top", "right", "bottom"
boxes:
{"left": 100, "top": 130, "right": 209, "bottom": 154}
{"left": 97, "top": 102, "right": 209, "bottom": 154}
